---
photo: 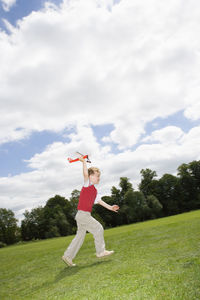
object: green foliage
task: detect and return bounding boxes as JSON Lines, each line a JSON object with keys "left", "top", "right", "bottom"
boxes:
{"left": 0, "top": 208, "right": 19, "bottom": 245}
{"left": 44, "top": 195, "right": 75, "bottom": 238}
{"left": 146, "top": 195, "right": 163, "bottom": 219}
{"left": 158, "top": 174, "right": 182, "bottom": 215}
{"left": 139, "top": 168, "right": 158, "bottom": 197}
{"left": 106, "top": 177, "right": 160, "bottom": 226}
{"left": 0, "top": 241, "right": 6, "bottom": 248}
{"left": 21, "top": 207, "right": 46, "bottom": 240}
{"left": 177, "top": 160, "right": 200, "bottom": 211}
{"left": 139, "top": 160, "right": 200, "bottom": 216}
{"left": 21, "top": 194, "right": 78, "bottom": 241}
{"left": 124, "top": 190, "right": 149, "bottom": 223}
{"left": 119, "top": 177, "right": 133, "bottom": 197}
{"left": 110, "top": 177, "right": 135, "bottom": 225}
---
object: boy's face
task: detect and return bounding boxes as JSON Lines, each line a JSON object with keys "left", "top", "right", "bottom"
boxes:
{"left": 90, "top": 172, "right": 101, "bottom": 185}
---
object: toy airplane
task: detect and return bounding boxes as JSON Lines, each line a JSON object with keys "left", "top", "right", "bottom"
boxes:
{"left": 68, "top": 152, "right": 91, "bottom": 163}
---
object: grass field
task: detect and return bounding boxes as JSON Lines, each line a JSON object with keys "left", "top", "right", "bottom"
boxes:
{"left": 0, "top": 210, "right": 200, "bottom": 300}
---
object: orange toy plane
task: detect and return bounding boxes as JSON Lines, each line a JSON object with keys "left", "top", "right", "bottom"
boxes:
{"left": 68, "top": 152, "right": 91, "bottom": 163}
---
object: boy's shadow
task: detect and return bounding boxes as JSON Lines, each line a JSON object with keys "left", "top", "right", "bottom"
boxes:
{"left": 54, "top": 260, "right": 112, "bottom": 283}
{"left": 28, "top": 260, "right": 112, "bottom": 295}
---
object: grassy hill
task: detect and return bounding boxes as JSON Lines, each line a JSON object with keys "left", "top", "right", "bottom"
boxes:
{"left": 0, "top": 210, "right": 200, "bottom": 300}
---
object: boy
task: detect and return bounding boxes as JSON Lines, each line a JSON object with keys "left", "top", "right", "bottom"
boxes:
{"left": 62, "top": 156, "right": 119, "bottom": 267}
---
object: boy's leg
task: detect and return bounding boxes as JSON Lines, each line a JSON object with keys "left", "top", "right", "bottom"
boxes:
{"left": 86, "top": 215, "right": 105, "bottom": 256}
{"left": 64, "top": 213, "right": 87, "bottom": 260}
{"left": 64, "top": 226, "right": 86, "bottom": 259}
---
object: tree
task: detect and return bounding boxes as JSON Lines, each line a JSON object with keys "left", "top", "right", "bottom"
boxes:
{"left": 139, "top": 168, "right": 158, "bottom": 197}
{"left": 157, "top": 174, "right": 181, "bottom": 216}
{"left": 177, "top": 161, "right": 200, "bottom": 211}
{"left": 21, "top": 195, "right": 76, "bottom": 241}
{"left": 111, "top": 177, "right": 134, "bottom": 225}
{"left": 189, "top": 161, "right": 200, "bottom": 189}
{"left": 122, "top": 189, "right": 136, "bottom": 224}
{"left": 123, "top": 191, "right": 149, "bottom": 223}
{"left": 0, "top": 208, "right": 19, "bottom": 245}
{"left": 119, "top": 177, "right": 133, "bottom": 198}
{"left": 21, "top": 207, "right": 45, "bottom": 240}
{"left": 146, "top": 195, "right": 163, "bottom": 219}
{"left": 44, "top": 195, "right": 75, "bottom": 237}
{"left": 111, "top": 186, "right": 121, "bottom": 206}
{"left": 44, "top": 209, "right": 69, "bottom": 239}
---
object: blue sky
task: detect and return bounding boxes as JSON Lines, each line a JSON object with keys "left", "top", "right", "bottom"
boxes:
{"left": 0, "top": 0, "right": 200, "bottom": 221}
{"left": 0, "top": 0, "right": 63, "bottom": 31}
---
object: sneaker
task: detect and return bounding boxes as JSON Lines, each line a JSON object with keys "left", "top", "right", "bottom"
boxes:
{"left": 62, "top": 256, "right": 76, "bottom": 267}
{"left": 96, "top": 250, "right": 114, "bottom": 258}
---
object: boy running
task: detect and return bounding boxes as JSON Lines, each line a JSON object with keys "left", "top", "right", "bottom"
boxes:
{"left": 62, "top": 156, "right": 119, "bottom": 266}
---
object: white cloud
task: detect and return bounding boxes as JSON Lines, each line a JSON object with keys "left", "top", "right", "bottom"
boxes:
{"left": 0, "top": 0, "right": 199, "bottom": 149}
{"left": 1, "top": 0, "right": 16, "bottom": 11}
{"left": 142, "top": 126, "right": 184, "bottom": 144}
{"left": 184, "top": 84, "right": 200, "bottom": 121}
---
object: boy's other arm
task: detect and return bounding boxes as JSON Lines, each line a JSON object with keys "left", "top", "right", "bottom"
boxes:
{"left": 98, "top": 199, "right": 119, "bottom": 212}
{"left": 79, "top": 157, "right": 88, "bottom": 182}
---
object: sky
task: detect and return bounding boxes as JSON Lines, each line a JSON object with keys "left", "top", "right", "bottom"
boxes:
{"left": 0, "top": 0, "right": 200, "bottom": 223}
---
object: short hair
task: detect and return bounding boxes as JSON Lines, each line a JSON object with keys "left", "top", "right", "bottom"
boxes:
{"left": 88, "top": 167, "right": 101, "bottom": 176}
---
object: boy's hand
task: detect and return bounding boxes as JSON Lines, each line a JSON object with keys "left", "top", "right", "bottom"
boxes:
{"left": 79, "top": 156, "right": 86, "bottom": 163}
{"left": 111, "top": 205, "right": 119, "bottom": 213}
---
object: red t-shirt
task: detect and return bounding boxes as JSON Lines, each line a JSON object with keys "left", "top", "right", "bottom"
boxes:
{"left": 77, "top": 182, "right": 99, "bottom": 212}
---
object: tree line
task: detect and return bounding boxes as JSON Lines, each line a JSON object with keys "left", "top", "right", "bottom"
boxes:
{"left": 0, "top": 160, "right": 200, "bottom": 247}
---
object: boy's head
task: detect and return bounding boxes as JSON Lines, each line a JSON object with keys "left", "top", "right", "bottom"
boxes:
{"left": 88, "top": 167, "right": 101, "bottom": 185}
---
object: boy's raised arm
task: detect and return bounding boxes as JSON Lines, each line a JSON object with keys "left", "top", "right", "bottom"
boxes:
{"left": 79, "top": 156, "right": 88, "bottom": 182}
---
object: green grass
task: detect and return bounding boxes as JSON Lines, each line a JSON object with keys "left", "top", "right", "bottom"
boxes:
{"left": 0, "top": 210, "right": 200, "bottom": 300}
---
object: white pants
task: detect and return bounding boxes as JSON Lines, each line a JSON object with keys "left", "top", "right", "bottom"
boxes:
{"left": 64, "top": 210, "right": 105, "bottom": 259}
